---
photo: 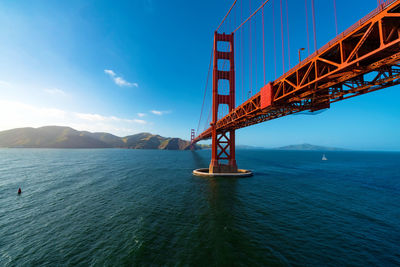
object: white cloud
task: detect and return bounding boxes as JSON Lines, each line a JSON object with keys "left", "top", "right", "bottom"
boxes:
{"left": 44, "top": 88, "right": 66, "bottom": 96}
{"left": 0, "top": 100, "right": 149, "bottom": 136}
{"left": 74, "top": 112, "right": 147, "bottom": 124}
{"left": 114, "top": 77, "right": 138, "bottom": 87}
{"left": 104, "top": 69, "right": 116, "bottom": 76}
{"left": 137, "top": 113, "right": 146, "bottom": 117}
{"left": 151, "top": 110, "right": 171, "bottom": 116}
{"left": 134, "top": 119, "right": 147, "bottom": 124}
{"left": 104, "top": 69, "right": 138, "bottom": 88}
{"left": 75, "top": 113, "right": 106, "bottom": 122}
{"left": 151, "top": 110, "right": 162, "bottom": 115}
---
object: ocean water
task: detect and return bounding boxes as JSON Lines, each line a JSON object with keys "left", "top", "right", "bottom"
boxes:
{"left": 0, "top": 148, "right": 399, "bottom": 266}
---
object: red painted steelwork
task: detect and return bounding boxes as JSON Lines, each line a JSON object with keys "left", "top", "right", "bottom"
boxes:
{"left": 209, "top": 32, "right": 238, "bottom": 174}
{"left": 193, "top": 0, "right": 400, "bottom": 143}
{"left": 260, "top": 83, "right": 273, "bottom": 109}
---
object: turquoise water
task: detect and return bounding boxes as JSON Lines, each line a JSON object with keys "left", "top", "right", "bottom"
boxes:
{"left": 0, "top": 148, "right": 399, "bottom": 266}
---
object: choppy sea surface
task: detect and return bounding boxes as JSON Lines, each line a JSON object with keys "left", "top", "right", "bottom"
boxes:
{"left": 0, "top": 148, "right": 399, "bottom": 266}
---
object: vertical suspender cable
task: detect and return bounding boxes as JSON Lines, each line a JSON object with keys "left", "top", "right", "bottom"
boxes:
{"left": 241, "top": 0, "right": 244, "bottom": 105}
{"left": 262, "top": 6, "right": 266, "bottom": 85}
{"left": 285, "top": 0, "right": 291, "bottom": 68}
{"left": 305, "top": 0, "right": 310, "bottom": 55}
{"left": 228, "top": 9, "right": 231, "bottom": 117}
{"left": 234, "top": 1, "right": 237, "bottom": 106}
{"left": 254, "top": 11, "right": 257, "bottom": 93}
{"left": 231, "top": 0, "right": 272, "bottom": 81}
{"left": 250, "top": 0, "right": 253, "bottom": 96}
{"left": 333, "top": 0, "right": 338, "bottom": 35}
{"left": 280, "top": 0, "right": 285, "bottom": 73}
{"left": 273, "top": 0, "right": 277, "bottom": 79}
{"left": 311, "top": 0, "right": 317, "bottom": 52}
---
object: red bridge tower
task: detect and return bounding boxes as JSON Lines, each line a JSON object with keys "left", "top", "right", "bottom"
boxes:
{"left": 190, "top": 129, "right": 195, "bottom": 150}
{"left": 209, "top": 32, "right": 238, "bottom": 174}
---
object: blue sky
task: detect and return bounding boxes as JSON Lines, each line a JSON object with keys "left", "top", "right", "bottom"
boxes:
{"left": 0, "top": 0, "right": 399, "bottom": 150}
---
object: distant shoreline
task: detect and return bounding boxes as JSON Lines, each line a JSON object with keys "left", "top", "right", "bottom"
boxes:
{"left": 1, "top": 147, "right": 399, "bottom": 153}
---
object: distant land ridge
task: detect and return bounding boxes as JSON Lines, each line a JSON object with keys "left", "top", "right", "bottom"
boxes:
{"left": 274, "top": 143, "right": 349, "bottom": 151}
{"left": 0, "top": 126, "right": 207, "bottom": 150}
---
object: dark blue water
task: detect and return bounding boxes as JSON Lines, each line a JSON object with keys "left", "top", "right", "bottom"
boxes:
{"left": 0, "top": 148, "right": 399, "bottom": 266}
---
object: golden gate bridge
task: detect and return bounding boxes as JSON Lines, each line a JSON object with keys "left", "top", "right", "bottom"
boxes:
{"left": 191, "top": 0, "right": 400, "bottom": 176}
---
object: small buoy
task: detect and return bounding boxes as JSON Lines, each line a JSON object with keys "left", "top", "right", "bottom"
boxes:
{"left": 18, "top": 188, "right": 22, "bottom": 194}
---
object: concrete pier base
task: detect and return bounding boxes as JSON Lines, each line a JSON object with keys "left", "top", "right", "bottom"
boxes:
{"left": 192, "top": 168, "right": 253, "bottom": 178}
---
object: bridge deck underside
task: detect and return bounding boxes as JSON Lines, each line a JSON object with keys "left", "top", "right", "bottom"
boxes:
{"left": 194, "top": 0, "right": 400, "bottom": 143}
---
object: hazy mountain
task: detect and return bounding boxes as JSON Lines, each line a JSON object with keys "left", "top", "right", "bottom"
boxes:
{"left": 0, "top": 126, "right": 198, "bottom": 150}
{"left": 0, "top": 126, "right": 108, "bottom": 148}
{"left": 274, "top": 143, "right": 348, "bottom": 151}
{"left": 237, "top": 145, "right": 266, "bottom": 150}
{"left": 80, "top": 131, "right": 125, "bottom": 147}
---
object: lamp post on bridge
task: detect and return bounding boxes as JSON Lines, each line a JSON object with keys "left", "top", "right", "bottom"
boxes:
{"left": 298, "top": 47, "right": 305, "bottom": 63}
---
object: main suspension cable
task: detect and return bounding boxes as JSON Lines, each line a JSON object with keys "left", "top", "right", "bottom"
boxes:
{"left": 233, "top": 0, "right": 271, "bottom": 33}
{"left": 196, "top": 45, "right": 214, "bottom": 135}
{"left": 216, "top": 0, "right": 237, "bottom": 32}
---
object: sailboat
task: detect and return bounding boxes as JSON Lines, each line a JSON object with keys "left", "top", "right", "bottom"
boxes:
{"left": 322, "top": 154, "right": 328, "bottom": 161}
